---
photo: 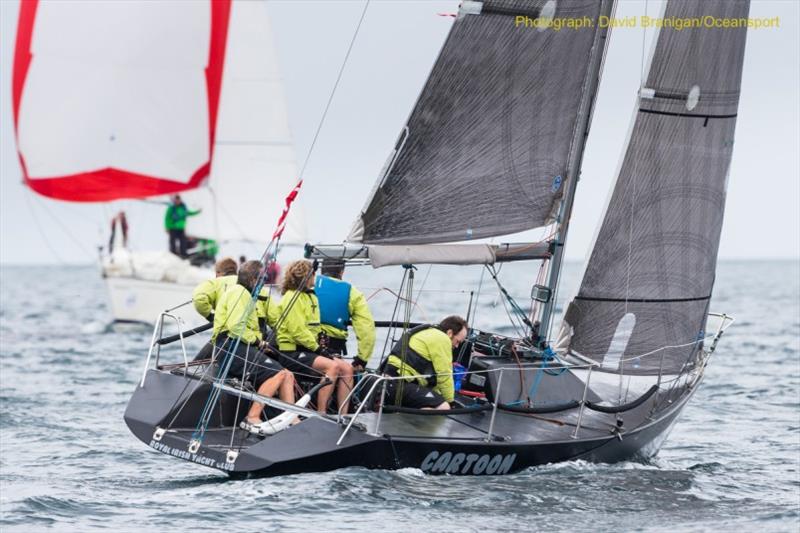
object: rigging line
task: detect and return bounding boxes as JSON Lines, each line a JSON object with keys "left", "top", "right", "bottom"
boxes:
{"left": 365, "top": 287, "right": 429, "bottom": 323}
{"left": 379, "top": 268, "right": 408, "bottom": 363}
{"left": 23, "top": 191, "right": 65, "bottom": 264}
{"left": 413, "top": 264, "right": 433, "bottom": 308}
{"left": 30, "top": 193, "right": 95, "bottom": 260}
{"left": 395, "top": 267, "right": 416, "bottom": 406}
{"left": 296, "top": 0, "right": 370, "bottom": 181}
{"left": 194, "top": 246, "right": 287, "bottom": 439}
{"left": 640, "top": 0, "right": 648, "bottom": 89}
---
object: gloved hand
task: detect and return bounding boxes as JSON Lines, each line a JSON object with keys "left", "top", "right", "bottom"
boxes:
{"left": 317, "top": 346, "right": 335, "bottom": 359}
{"left": 205, "top": 312, "right": 214, "bottom": 323}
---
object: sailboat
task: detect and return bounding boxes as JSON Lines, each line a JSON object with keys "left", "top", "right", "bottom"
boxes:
{"left": 12, "top": 0, "right": 305, "bottom": 327}
{"left": 125, "top": 0, "right": 748, "bottom": 477}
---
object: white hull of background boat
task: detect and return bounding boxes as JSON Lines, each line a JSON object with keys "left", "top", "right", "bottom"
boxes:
{"left": 104, "top": 276, "right": 206, "bottom": 327}
{"left": 102, "top": 248, "right": 211, "bottom": 326}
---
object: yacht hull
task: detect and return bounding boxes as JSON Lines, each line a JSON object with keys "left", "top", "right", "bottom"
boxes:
{"left": 124, "top": 369, "right": 697, "bottom": 478}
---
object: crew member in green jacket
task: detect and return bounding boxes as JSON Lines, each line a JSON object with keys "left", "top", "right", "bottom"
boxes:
{"left": 164, "top": 194, "right": 201, "bottom": 257}
{"left": 384, "top": 315, "right": 468, "bottom": 410}
{"left": 315, "top": 259, "right": 376, "bottom": 371}
{"left": 192, "top": 257, "right": 238, "bottom": 361}
{"left": 193, "top": 257, "right": 238, "bottom": 321}
{"left": 275, "top": 260, "right": 354, "bottom": 414}
{"left": 213, "top": 260, "right": 295, "bottom": 432}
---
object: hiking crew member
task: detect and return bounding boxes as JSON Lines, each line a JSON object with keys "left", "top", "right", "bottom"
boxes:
{"left": 213, "top": 260, "right": 295, "bottom": 432}
{"left": 384, "top": 315, "right": 469, "bottom": 410}
{"left": 193, "top": 257, "right": 239, "bottom": 322}
{"left": 275, "top": 260, "right": 354, "bottom": 415}
{"left": 191, "top": 258, "right": 238, "bottom": 361}
{"left": 315, "top": 259, "right": 376, "bottom": 371}
{"left": 164, "top": 194, "right": 201, "bottom": 257}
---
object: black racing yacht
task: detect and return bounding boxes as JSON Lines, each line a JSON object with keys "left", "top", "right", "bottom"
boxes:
{"left": 125, "top": 0, "right": 748, "bottom": 477}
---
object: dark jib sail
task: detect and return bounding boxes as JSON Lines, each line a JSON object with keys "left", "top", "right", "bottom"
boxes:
{"left": 349, "top": 0, "right": 614, "bottom": 244}
{"left": 559, "top": 0, "right": 750, "bottom": 375}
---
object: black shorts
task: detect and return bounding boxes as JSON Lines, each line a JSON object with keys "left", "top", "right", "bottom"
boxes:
{"left": 326, "top": 336, "right": 348, "bottom": 356}
{"left": 274, "top": 350, "right": 320, "bottom": 374}
{"left": 384, "top": 368, "right": 446, "bottom": 409}
{"left": 215, "top": 335, "right": 283, "bottom": 385}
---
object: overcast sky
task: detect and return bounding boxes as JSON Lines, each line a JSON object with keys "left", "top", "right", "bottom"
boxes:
{"left": 1, "top": 0, "right": 798, "bottom": 265}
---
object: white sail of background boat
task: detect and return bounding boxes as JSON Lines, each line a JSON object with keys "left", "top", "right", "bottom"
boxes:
{"left": 125, "top": 0, "right": 751, "bottom": 477}
{"left": 12, "top": 0, "right": 305, "bottom": 326}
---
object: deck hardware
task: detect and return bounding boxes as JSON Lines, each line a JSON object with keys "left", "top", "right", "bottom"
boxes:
{"left": 188, "top": 439, "right": 201, "bottom": 454}
{"left": 572, "top": 365, "right": 594, "bottom": 438}
{"left": 485, "top": 369, "right": 504, "bottom": 442}
{"left": 530, "top": 285, "right": 551, "bottom": 303}
{"left": 152, "top": 427, "right": 166, "bottom": 441}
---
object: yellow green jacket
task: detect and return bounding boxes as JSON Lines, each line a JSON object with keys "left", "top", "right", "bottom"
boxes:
{"left": 275, "top": 289, "right": 321, "bottom": 353}
{"left": 256, "top": 288, "right": 280, "bottom": 328}
{"left": 320, "top": 286, "right": 376, "bottom": 363}
{"left": 387, "top": 328, "right": 454, "bottom": 402}
{"left": 192, "top": 275, "right": 237, "bottom": 319}
{"left": 213, "top": 284, "right": 261, "bottom": 345}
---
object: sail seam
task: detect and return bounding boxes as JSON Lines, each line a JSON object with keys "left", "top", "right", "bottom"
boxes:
{"left": 638, "top": 109, "right": 737, "bottom": 120}
{"left": 575, "top": 295, "right": 711, "bottom": 303}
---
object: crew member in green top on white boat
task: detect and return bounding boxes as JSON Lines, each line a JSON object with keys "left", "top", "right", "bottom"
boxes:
{"left": 164, "top": 194, "right": 201, "bottom": 257}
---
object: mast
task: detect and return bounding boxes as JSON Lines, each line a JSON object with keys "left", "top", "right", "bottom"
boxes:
{"left": 535, "top": 0, "right": 616, "bottom": 347}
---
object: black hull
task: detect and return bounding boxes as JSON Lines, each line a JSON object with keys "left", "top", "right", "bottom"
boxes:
{"left": 124, "top": 369, "right": 697, "bottom": 478}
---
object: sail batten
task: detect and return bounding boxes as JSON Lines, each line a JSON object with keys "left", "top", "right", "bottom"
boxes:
{"left": 350, "top": 0, "right": 612, "bottom": 245}
{"left": 559, "top": 0, "right": 750, "bottom": 375}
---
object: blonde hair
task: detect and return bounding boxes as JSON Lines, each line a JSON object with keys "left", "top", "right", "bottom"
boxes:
{"left": 281, "top": 260, "right": 314, "bottom": 295}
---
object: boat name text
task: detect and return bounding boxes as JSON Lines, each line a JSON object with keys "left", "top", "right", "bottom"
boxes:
{"left": 420, "top": 451, "right": 516, "bottom": 475}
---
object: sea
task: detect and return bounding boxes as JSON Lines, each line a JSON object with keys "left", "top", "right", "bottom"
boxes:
{"left": 0, "top": 260, "right": 798, "bottom": 532}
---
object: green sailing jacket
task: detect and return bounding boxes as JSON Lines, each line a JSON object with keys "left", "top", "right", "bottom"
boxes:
{"left": 213, "top": 284, "right": 262, "bottom": 345}
{"left": 320, "top": 285, "right": 376, "bottom": 364}
{"left": 276, "top": 289, "right": 320, "bottom": 353}
{"left": 195, "top": 275, "right": 280, "bottom": 328}
{"left": 193, "top": 275, "right": 237, "bottom": 320}
{"left": 164, "top": 203, "right": 200, "bottom": 231}
{"left": 387, "top": 328, "right": 455, "bottom": 403}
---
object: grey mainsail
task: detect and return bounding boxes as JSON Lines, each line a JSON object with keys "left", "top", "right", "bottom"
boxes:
{"left": 349, "top": 0, "right": 614, "bottom": 244}
{"left": 559, "top": 0, "right": 750, "bottom": 375}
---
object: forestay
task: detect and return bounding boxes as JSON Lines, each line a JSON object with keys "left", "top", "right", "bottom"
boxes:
{"left": 349, "top": 0, "right": 611, "bottom": 245}
{"left": 558, "top": 0, "right": 750, "bottom": 375}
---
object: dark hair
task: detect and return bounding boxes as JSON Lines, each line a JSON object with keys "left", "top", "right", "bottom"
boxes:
{"left": 438, "top": 315, "right": 468, "bottom": 335}
{"left": 321, "top": 259, "right": 345, "bottom": 279}
{"left": 215, "top": 257, "right": 238, "bottom": 277}
{"left": 237, "top": 260, "right": 262, "bottom": 292}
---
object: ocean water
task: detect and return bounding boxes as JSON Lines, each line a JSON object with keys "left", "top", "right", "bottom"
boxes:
{"left": 0, "top": 260, "right": 798, "bottom": 532}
